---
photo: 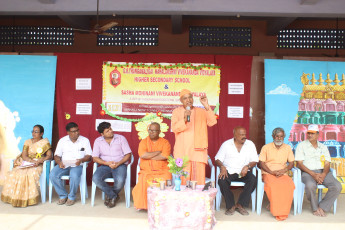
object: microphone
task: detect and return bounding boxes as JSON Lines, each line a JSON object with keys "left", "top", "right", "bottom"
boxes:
{"left": 186, "top": 106, "right": 191, "bottom": 122}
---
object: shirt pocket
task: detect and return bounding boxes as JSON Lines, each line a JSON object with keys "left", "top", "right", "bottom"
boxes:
{"left": 78, "top": 148, "right": 86, "bottom": 158}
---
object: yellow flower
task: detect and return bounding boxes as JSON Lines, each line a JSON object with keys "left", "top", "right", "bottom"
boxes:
{"left": 320, "top": 155, "right": 325, "bottom": 162}
{"left": 135, "top": 113, "right": 169, "bottom": 140}
{"left": 320, "top": 155, "right": 325, "bottom": 167}
{"left": 65, "top": 113, "right": 71, "bottom": 120}
{"left": 36, "top": 147, "right": 43, "bottom": 158}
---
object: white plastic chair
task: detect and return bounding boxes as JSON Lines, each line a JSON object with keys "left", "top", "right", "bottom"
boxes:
{"left": 48, "top": 160, "right": 89, "bottom": 204}
{"left": 297, "top": 167, "right": 337, "bottom": 214}
{"left": 136, "top": 158, "right": 141, "bottom": 183}
{"left": 206, "top": 156, "right": 216, "bottom": 184}
{"left": 215, "top": 166, "right": 256, "bottom": 212}
{"left": 256, "top": 166, "right": 298, "bottom": 215}
{"left": 10, "top": 159, "right": 50, "bottom": 203}
{"left": 91, "top": 154, "right": 134, "bottom": 207}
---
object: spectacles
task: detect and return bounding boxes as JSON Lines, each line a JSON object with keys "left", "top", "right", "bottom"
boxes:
{"left": 148, "top": 129, "right": 160, "bottom": 133}
{"left": 68, "top": 129, "right": 80, "bottom": 133}
{"left": 31, "top": 130, "right": 40, "bottom": 134}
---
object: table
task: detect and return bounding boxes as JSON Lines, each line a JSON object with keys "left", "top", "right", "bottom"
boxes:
{"left": 147, "top": 185, "right": 217, "bottom": 230}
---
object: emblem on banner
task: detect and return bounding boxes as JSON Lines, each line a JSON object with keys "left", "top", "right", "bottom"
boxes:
{"left": 110, "top": 69, "right": 121, "bottom": 88}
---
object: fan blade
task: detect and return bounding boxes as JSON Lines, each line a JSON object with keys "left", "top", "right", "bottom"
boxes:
{"left": 100, "top": 32, "right": 115, "bottom": 37}
{"left": 72, "top": 28, "right": 92, "bottom": 33}
{"left": 129, "top": 50, "right": 140, "bottom": 54}
{"left": 100, "top": 21, "right": 118, "bottom": 31}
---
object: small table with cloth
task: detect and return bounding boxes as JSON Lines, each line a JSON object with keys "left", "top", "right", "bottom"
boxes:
{"left": 147, "top": 185, "right": 217, "bottom": 230}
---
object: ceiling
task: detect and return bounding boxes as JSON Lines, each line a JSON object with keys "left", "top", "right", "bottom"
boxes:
{"left": 1, "top": 0, "right": 345, "bottom": 35}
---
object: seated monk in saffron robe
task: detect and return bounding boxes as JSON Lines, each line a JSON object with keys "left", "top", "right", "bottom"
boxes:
{"left": 132, "top": 122, "right": 172, "bottom": 210}
{"left": 259, "top": 127, "right": 295, "bottom": 221}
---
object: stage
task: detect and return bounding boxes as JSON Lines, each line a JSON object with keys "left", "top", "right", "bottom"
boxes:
{"left": 0, "top": 186, "right": 344, "bottom": 230}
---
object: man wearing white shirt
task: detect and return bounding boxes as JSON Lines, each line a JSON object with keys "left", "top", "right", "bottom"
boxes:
{"left": 50, "top": 122, "right": 92, "bottom": 206}
{"left": 215, "top": 126, "right": 258, "bottom": 216}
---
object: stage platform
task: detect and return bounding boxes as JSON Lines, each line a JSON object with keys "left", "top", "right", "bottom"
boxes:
{"left": 0, "top": 186, "right": 344, "bottom": 230}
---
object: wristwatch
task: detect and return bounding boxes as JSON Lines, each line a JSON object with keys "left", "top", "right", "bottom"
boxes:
{"left": 247, "top": 164, "right": 251, "bottom": 169}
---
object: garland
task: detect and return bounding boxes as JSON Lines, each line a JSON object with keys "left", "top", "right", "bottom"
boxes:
{"left": 104, "top": 62, "right": 221, "bottom": 70}
{"left": 100, "top": 103, "right": 220, "bottom": 122}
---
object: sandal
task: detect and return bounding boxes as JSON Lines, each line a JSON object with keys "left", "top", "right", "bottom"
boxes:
{"left": 236, "top": 206, "right": 249, "bottom": 216}
{"left": 66, "top": 199, "right": 76, "bottom": 206}
{"left": 57, "top": 198, "right": 67, "bottom": 205}
{"left": 225, "top": 206, "right": 236, "bottom": 215}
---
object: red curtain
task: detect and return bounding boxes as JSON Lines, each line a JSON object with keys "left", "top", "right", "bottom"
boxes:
{"left": 55, "top": 53, "right": 252, "bottom": 185}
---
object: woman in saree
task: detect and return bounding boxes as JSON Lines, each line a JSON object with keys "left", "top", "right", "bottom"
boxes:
{"left": 1, "top": 124, "right": 52, "bottom": 207}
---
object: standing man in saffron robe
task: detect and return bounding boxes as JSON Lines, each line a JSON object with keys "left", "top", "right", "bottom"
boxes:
{"left": 259, "top": 127, "right": 295, "bottom": 221}
{"left": 132, "top": 122, "right": 172, "bottom": 210}
{"left": 172, "top": 89, "right": 217, "bottom": 185}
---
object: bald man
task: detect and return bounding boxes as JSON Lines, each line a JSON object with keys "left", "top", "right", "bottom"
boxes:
{"left": 171, "top": 89, "right": 217, "bottom": 185}
{"left": 215, "top": 127, "right": 258, "bottom": 216}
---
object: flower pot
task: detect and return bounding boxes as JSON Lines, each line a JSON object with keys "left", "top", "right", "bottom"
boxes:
{"left": 174, "top": 177, "right": 181, "bottom": 191}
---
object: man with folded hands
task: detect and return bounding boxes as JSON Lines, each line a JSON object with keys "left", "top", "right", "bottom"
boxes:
{"left": 132, "top": 122, "right": 172, "bottom": 210}
{"left": 259, "top": 127, "right": 295, "bottom": 221}
{"left": 295, "top": 124, "right": 341, "bottom": 217}
{"left": 50, "top": 122, "right": 92, "bottom": 206}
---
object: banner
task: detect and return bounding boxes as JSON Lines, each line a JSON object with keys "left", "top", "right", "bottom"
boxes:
{"left": 265, "top": 59, "right": 345, "bottom": 192}
{"left": 0, "top": 55, "right": 57, "bottom": 184}
{"left": 102, "top": 62, "right": 220, "bottom": 115}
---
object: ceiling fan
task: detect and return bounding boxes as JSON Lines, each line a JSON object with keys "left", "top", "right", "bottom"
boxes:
{"left": 72, "top": 0, "right": 118, "bottom": 36}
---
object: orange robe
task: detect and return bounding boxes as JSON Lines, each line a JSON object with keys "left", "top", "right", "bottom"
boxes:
{"left": 132, "top": 137, "right": 172, "bottom": 210}
{"left": 259, "top": 143, "right": 295, "bottom": 221}
{"left": 171, "top": 106, "right": 217, "bottom": 185}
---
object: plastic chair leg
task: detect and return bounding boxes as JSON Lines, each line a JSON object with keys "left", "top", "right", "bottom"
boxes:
{"left": 298, "top": 183, "right": 305, "bottom": 214}
{"left": 125, "top": 171, "right": 131, "bottom": 208}
{"left": 49, "top": 181, "right": 53, "bottom": 203}
{"left": 293, "top": 188, "right": 298, "bottom": 215}
{"left": 215, "top": 189, "right": 222, "bottom": 211}
{"left": 91, "top": 182, "right": 97, "bottom": 207}
{"left": 251, "top": 189, "right": 256, "bottom": 213}
{"left": 256, "top": 184, "right": 264, "bottom": 215}
{"left": 330, "top": 198, "right": 337, "bottom": 215}
{"left": 80, "top": 183, "right": 85, "bottom": 205}
{"left": 40, "top": 173, "right": 46, "bottom": 203}
{"left": 125, "top": 182, "right": 130, "bottom": 208}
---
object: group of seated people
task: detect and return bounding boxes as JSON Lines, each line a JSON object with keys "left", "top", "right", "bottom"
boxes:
{"left": 215, "top": 125, "right": 342, "bottom": 220}
{"left": 0, "top": 121, "right": 169, "bottom": 210}
{"left": 0, "top": 122, "right": 342, "bottom": 221}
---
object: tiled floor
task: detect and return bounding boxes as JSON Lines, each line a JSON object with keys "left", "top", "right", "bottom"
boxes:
{"left": 0, "top": 186, "right": 344, "bottom": 230}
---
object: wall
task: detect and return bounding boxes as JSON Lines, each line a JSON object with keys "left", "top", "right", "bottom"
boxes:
{"left": 0, "top": 16, "right": 344, "bottom": 57}
{"left": 1, "top": 16, "right": 345, "bottom": 159}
